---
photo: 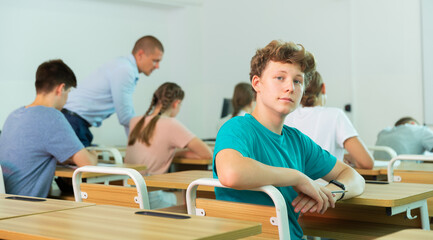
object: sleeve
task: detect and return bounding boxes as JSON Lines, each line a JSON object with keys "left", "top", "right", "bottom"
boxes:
{"left": 335, "top": 109, "right": 358, "bottom": 148}
{"left": 214, "top": 119, "right": 251, "bottom": 159}
{"left": 109, "top": 64, "right": 137, "bottom": 130}
{"left": 44, "top": 112, "right": 84, "bottom": 163}
{"left": 167, "top": 119, "right": 195, "bottom": 149}
{"left": 297, "top": 129, "right": 337, "bottom": 180}
{"left": 213, "top": 119, "right": 252, "bottom": 177}
{"left": 421, "top": 127, "right": 433, "bottom": 152}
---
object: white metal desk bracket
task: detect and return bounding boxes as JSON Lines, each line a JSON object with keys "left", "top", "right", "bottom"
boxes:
{"left": 386, "top": 199, "right": 430, "bottom": 230}
{"left": 386, "top": 155, "right": 433, "bottom": 230}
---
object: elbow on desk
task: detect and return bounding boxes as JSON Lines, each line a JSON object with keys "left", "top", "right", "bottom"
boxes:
{"left": 357, "top": 160, "right": 374, "bottom": 170}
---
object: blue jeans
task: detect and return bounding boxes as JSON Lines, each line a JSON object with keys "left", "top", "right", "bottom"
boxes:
{"left": 61, "top": 109, "right": 93, "bottom": 147}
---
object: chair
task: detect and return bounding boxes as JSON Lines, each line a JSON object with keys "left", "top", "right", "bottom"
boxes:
{"left": 72, "top": 166, "right": 150, "bottom": 209}
{"left": 368, "top": 146, "right": 397, "bottom": 160}
{"left": 0, "top": 164, "right": 5, "bottom": 194}
{"left": 186, "top": 178, "right": 290, "bottom": 239}
{"left": 387, "top": 154, "right": 433, "bottom": 183}
{"left": 86, "top": 147, "right": 123, "bottom": 164}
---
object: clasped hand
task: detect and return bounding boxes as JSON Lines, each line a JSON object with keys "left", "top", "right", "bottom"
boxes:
{"left": 291, "top": 175, "right": 336, "bottom": 215}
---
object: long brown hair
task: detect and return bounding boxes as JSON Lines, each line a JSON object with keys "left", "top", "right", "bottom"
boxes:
{"left": 301, "top": 71, "right": 323, "bottom": 107}
{"left": 128, "top": 82, "right": 184, "bottom": 146}
{"left": 231, "top": 83, "right": 254, "bottom": 118}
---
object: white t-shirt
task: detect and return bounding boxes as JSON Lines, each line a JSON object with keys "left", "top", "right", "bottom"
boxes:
{"left": 284, "top": 106, "right": 358, "bottom": 160}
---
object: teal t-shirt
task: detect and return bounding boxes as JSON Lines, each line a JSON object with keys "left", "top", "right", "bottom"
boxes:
{"left": 213, "top": 114, "right": 337, "bottom": 239}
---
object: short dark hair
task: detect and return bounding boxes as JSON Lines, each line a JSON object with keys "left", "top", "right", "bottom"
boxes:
{"left": 395, "top": 117, "right": 419, "bottom": 126}
{"left": 35, "top": 59, "right": 76, "bottom": 94}
{"left": 132, "top": 35, "right": 164, "bottom": 54}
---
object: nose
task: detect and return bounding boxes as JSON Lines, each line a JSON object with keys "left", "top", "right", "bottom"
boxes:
{"left": 285, "top": 80, "right": 294, "bottom": 92}
{"left": 154, "top": 62, "right": 160, "bottom": 69}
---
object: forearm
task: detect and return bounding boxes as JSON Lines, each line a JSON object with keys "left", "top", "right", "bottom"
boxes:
{"left": 329, "top": 166, "right": 365, "bottom": 200}
{"left": 174, "top": 149, "right": 202, "bottom": 159}
{"left": 344, "top": 137, "right": 374, "bottom": 169}
{"left": 216, "top": 149, "right": 304, "bottom": 189}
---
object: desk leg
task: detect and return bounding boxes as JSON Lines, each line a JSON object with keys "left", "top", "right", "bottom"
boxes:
{"left": 420, "top": 201, "right": 430, "bottom": 230}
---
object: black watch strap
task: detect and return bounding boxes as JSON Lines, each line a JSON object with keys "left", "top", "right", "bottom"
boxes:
{"left": 329, "top": 180, "right": 345, "bottom": 201}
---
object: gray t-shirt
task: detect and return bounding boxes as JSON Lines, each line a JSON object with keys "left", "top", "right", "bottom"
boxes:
{"left": 0, "top": 106, "right": 84, "bottom": 197}
{"left": 374, "top": 124, "right": 433, "bottom": 160}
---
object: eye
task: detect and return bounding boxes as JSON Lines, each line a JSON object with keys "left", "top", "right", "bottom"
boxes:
{"left": 276, "top": 76, "right": 284, "bottom": 81}
{"left": 294, "top": 79, "right": 303, "bottom": 85}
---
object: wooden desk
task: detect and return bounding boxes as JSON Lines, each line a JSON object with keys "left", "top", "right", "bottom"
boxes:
{"left": 354, "top": 164, "right": 387, "bottom": 181}
{"left": 0, "top": 194, "right": 93, "bottom": 220}
{"left": 300, "top": 182, "right": 433, "bottom": 239}
{"left": 0, "top": 205, "right": 261, "bottom": 240}
{"left": 55, "top": 163, "right": 147, "bottom": 184}
{"left": 172, "top": 158, "right": 212, "bottom": 165}
{"left": 375, "top": 229, "right": 433, "bottom": 239}
{"left": 128, "top": 170, "right": 213, "bottom": 191}
{"left": 171, "top": 157, "right": 213, "bottom": 171}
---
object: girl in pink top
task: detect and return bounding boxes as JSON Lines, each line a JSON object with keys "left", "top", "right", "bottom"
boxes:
{"left": 125, "top": 82, "right": 212, "bottom": 175}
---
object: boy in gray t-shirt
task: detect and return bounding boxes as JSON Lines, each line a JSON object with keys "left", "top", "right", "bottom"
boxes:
{"left": 0, "top": 60, "right": 97, "bottom": 197}
{"left": 374, "top": 117, "right": 433, "bottom": 160}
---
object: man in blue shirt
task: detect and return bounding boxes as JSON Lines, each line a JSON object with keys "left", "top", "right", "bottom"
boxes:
{"left": 214, "top": 40, "right": 365, "bottom": 239}
{"left": 63, "top": 35, "right": 164, "bottom": 146}
{"left": 0, "top": 60, "right": 97, "bottom": 197}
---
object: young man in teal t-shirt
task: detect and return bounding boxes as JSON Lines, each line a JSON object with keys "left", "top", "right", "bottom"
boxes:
{"left": 213, "top": 40, "right": 365, "bottom": 239}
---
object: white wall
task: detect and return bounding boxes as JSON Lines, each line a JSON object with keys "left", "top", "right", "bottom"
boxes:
{"left": 0, "top": 0, "right": 203, "bottom": 145}
{"left": 352, "top": 0, "right": 423, "bottom": 145}
{"left": 0, "top": 0, "right": 425, "bottom": 148}
{"left": 201, "top": 0, "right": 354, "bottom": 138}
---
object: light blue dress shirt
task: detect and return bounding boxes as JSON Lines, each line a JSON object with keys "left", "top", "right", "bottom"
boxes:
{"left": 64, "top": 54, "right": 139, "bottom": 133}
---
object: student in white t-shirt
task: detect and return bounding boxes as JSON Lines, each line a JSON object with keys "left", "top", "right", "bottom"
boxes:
{"left": 284, "top": 71, "right": 373, "bottom": 169}
{"left": 217, "top": 82, "right": 255, "bottom": 131}
{"left": 125, "top": 82, "right": 212, "bottom": 208}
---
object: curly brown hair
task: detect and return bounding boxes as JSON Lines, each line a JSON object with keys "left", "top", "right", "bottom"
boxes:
{"left": 249, "top": 40, "right": 316, "bottom": 91}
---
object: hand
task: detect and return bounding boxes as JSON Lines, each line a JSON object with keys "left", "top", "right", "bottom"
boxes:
{"left": 291, "top": 174, "right": 336, "bottom": 215}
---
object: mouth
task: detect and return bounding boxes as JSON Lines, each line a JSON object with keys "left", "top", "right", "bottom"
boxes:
{"left": 279, "top": 97, "right": 294, "bottom": 103}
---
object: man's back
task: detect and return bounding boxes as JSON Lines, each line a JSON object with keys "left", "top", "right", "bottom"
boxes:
{"left": 0, "top": 106, "right": 83, "bottom": 197}
{"left": 374, "top": 124, "right": 433, "bottom": 160}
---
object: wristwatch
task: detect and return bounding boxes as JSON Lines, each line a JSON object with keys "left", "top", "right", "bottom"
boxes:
{"left": 329, "top": 180, "right": 346, "bottom": 201}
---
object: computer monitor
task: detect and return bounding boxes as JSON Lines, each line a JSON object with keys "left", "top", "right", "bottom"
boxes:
{"left": 221, "top": 98, "right": 233, "bottom": 118}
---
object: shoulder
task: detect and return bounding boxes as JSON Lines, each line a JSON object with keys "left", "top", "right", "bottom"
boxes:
{"left": 158, "top": 117, "right": 188, "bottom": 129}
{"left": 282, "top": 125, "right": 307, "bottom": 140}
{"left": 221, "top": 115, "right": 252, "bottom": 130}
{"left": 27, "top": 106, "right": 64, "bottom": 119}
{"left": 321, "top": 106, "right": 345, "bottom": 116}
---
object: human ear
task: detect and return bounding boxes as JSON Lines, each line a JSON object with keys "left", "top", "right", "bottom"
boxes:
{"left": 321, "top": 83, "right": 326, "bottom": 94}
{"left": 55, "top": 83, "right": 66, "bottom": 96}
{"left": 172, "top": 99, "right": 181, "bottom": 109}
{"left": 251, "top": 75, "right": 261, "bottom": 93}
